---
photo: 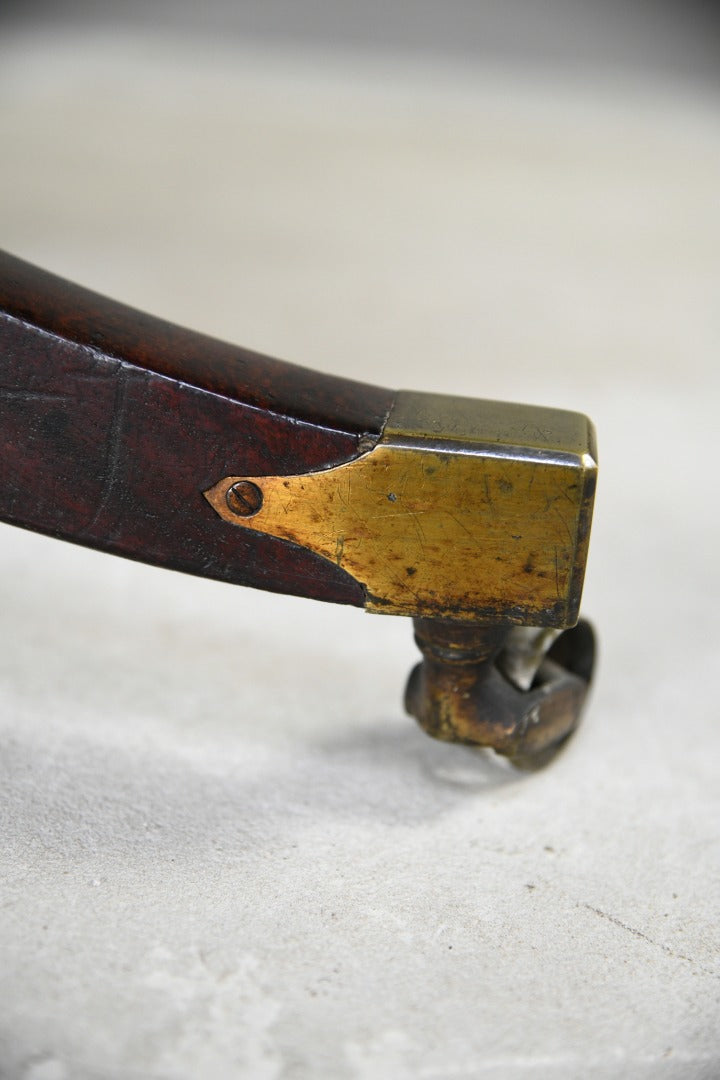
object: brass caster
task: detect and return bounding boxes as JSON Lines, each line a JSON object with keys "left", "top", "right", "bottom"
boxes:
{"left": 404, "top": 618, "right": 596, "bottom": 770}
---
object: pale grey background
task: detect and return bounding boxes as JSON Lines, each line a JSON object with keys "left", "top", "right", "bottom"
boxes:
{"left": 1, "top": 5, "right": 719, "bottom": 1079}
{"left": 5, "top": 0, "right": 720, "bottom": 85}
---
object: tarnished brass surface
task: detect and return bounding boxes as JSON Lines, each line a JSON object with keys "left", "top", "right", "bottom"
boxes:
{"left": 205, "top": 391, "right": 596, "bottom": 627}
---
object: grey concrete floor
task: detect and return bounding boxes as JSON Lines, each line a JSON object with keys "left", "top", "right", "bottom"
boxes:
{"left": 0, "top": 20, "right": 719, "bottom": 1080}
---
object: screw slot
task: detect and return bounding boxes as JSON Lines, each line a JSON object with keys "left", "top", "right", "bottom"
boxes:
{"left": 226, "top": 480, "right": 263, "bottom": 517}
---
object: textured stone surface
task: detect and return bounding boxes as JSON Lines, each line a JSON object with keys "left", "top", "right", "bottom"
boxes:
{"left": 1, "top": 27, "right": 718, "bottom": 1080}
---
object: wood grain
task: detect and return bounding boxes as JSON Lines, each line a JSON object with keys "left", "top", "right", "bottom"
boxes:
{"left": 0, "top": 251, "right": 396, "bottom": 606}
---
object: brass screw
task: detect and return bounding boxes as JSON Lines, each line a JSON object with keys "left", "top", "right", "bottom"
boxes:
{"left": 225, "top": 480, "right": 263, "bottom": 517}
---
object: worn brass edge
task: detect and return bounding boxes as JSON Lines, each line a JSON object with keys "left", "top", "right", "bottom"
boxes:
{"left": 387, "top": 390, "right": 594, "bottom": 457}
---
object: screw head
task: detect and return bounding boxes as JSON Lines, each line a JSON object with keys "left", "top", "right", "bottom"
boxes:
{"left": 225, "top": 480, "right": 263, "bottom": 517}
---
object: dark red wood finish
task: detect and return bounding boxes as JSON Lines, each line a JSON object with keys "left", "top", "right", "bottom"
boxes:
{"left": 0, "top": 251, "right": 396, "bottom": 606}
